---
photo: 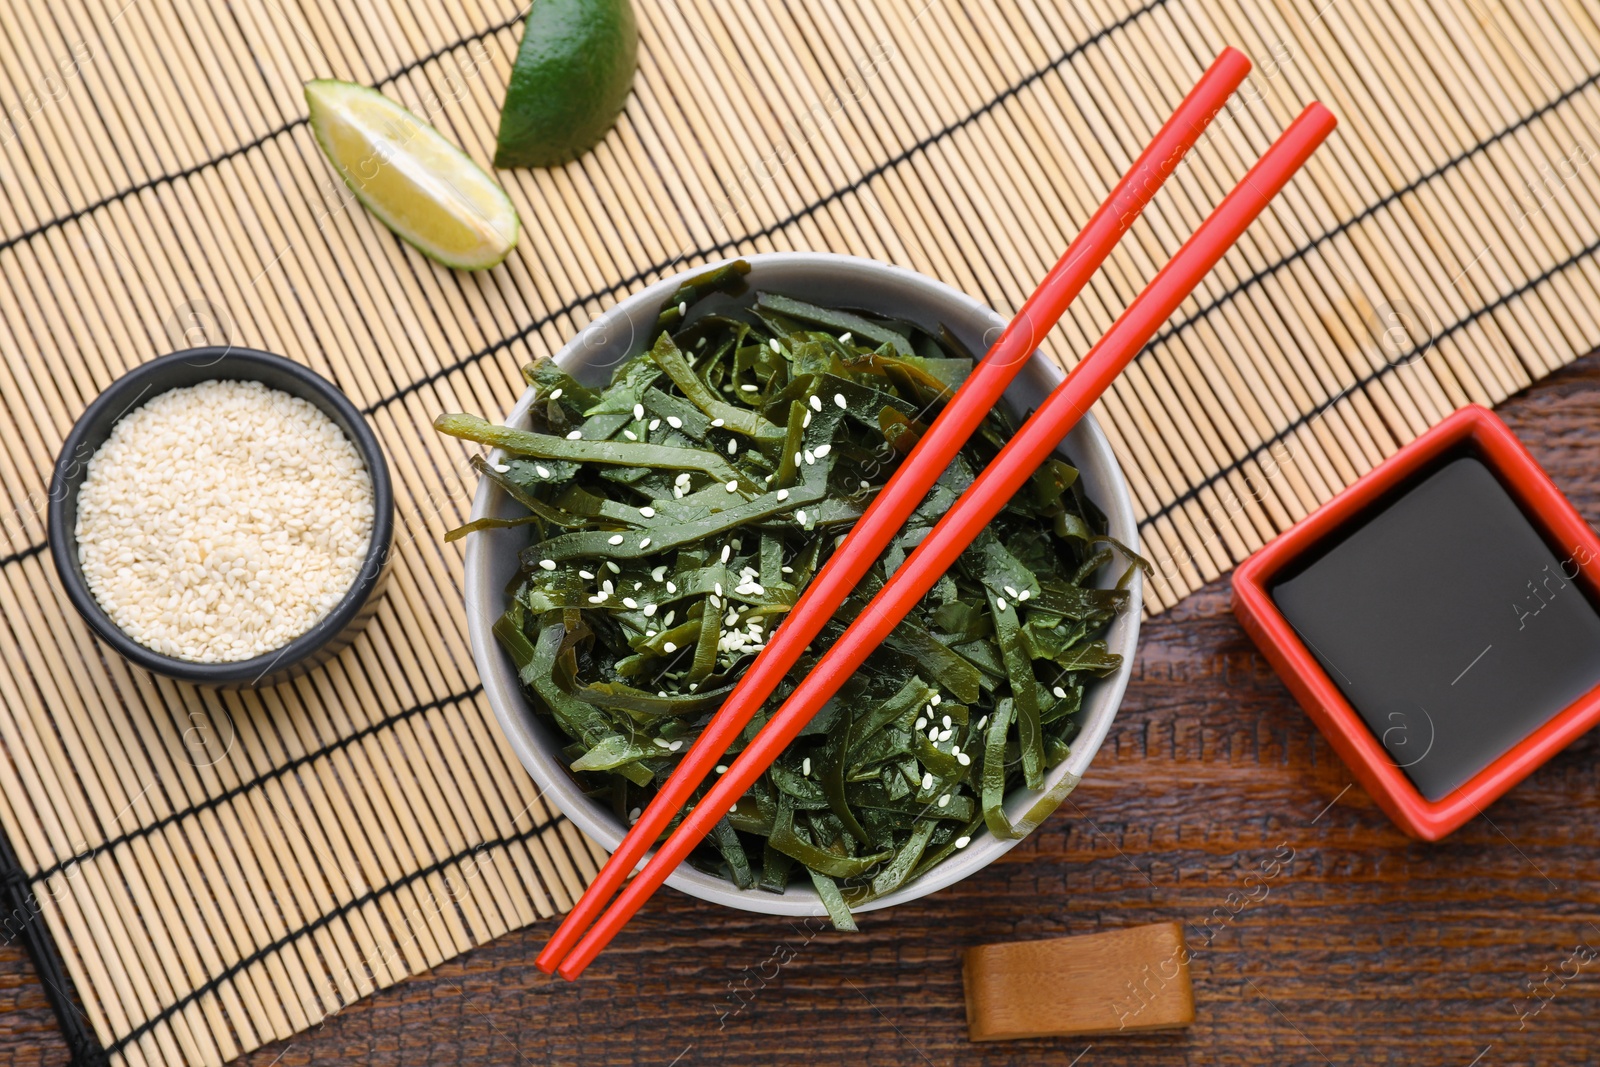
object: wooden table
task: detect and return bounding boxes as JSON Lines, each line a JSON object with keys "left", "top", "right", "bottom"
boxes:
{"left": 5, "top": 359, "right": 1600, "bottom": 1067}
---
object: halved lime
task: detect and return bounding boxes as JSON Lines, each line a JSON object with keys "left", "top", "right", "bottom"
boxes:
{"left": 305, "top": 79, "right": 520, "bottom": 271}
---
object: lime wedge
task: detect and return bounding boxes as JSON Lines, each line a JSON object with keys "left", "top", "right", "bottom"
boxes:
{"left": 305, "top": 79, "right": 520, "bottom": 271}
{"left": 494, "top": 0, "right": 637, "bottom": 168}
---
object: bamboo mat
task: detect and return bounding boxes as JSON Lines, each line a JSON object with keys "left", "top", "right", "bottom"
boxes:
{"left": 0, "top": 0, "right": 1597, "bottom": 1062}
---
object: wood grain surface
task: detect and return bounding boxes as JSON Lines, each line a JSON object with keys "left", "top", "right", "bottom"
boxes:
{"left": 5, "top": 357, "right": 1600, "bottom": 1066}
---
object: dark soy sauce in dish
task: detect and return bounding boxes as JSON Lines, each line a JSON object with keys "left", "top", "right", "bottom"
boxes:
{"left": 1271, "top": 454, "right": 1600, "bottom": 801}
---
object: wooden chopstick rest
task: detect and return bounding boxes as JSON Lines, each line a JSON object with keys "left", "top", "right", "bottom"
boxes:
{"left": 962, "top": 922, "right": 1194, "bottom": 1041}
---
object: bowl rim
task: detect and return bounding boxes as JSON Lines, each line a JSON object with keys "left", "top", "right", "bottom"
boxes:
{"left": 46, "top": 346, "right": 395, "bottom": 687}
{"left": 464, "top": 252, "right": 1142, "bottom": 914}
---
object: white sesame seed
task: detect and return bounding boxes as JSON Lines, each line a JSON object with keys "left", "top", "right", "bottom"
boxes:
{"left": 678, "top": 301, "right": 687, "bottom": 317}
{"left": 976, "top": 716, "right": 988, "bottom": 730}
{"left": 802, "top": 757, "right": 811, "bottom": 776}
{"left": 579, "top": 569, "right": 595, "bottom": 579}
{"left": 663, "top": 641, "right": 677, "bottom": 653}
{"left": 942, "top": 715, "right": 952, "bottom": 729}
{"left": 802, "top": 410, "right": 812, "bottom": 428}
{"left": 804, "top": 450, "right": 815, "bottom": 465}
{"left": 644, "top": 604, "right": 658, "bottom": 616}
{"left": 838, "top": 332, "right": 852, "bottom": 344}
{"left": 640, "top": 506, "right": 656, "bottom": 518}
{"left": 1053, "top": 686, "right": 1067, "bottom": 699}
{"left": 956, "top": 751, "right": 971, "bottom": 766}
{"left": 664, "top": 611, "right": 675, "bottom": 625}
{"left": 602, "top": 580, "right": 614, "bottom": 593}
{"left": 72, "top": 379, "right": 375, "bottom": 663}
{"left": 997, "top": 597, "right": 1008, "bottom": 611}
{"left": 623, "top": 430, "right": 638, "bottom": 441}
{"left": 834, "top": 393, "right": 847, "bottom": 409}
{"left": 859, "top": 479, "right": 871, "bottom": 489}
{"left": 490, "top": 460, "right": 511, "bottom": 473}
{"left": 650, "top": 419, "right": 661, "bottom": 430}
{"left": 651, "top": 565, "right": 668, "bottom": 581}
{"left": 607, "top": 562, "right": 621, "bottom": 573}
{"left": 720, "top": 545, "right": 731, "bottom": 563}
{"left": 931, "top": 694, "right": 942, "bottom": 706}
{"left": 927, "top": 726, "right": 939, "bottom": 742}
{"left": 813, "top": 444, "right": 831, "bottom": 457}
{"left": 725, "top": 480, "right": 739, "bottom": 493}
{"left": 670, "top": 739, "right": 684, "bottom": 751}
{"left": 566, "top": 430, "right": 583, "bottom": 440}
{"left": 667, "top": 416, "right": 683, "bottom": 429}
{"left": 588, "top": 594, "right": 605, "bottom": 604}
{"left": 796, "top": 510, "right": 808, "bottom": 525}
{"left": 1018, "top": 589, "right": 1031, "bottom": 601}
{"left": 728, "top": 440, "right": 738, "bottom": 455}
{"left": 640, "top": 538, "right": 651, "bottom": 548}
{"left": 608, "top": 534, "right": 624, "bottom": 545}
{"left": 809, "top": 395, "right": 822, "bottom": 412}
{"left": 781, "top": 565, "right": 793, "bottom": 573}
{"left": 730, "top": 804, "right": 739, "bottom": 813}
{"left": 955, "top": 836, "right": 971, "bottom": 848}
{"left": 538, "top": 559, "right": 556, "bottom": 571}
{"left": 666, "top": 582, "right": 677, "bottom": 593}
{"left": 914, "top": 717, "right": 927, "bottom": 730}
{"left": 549, "top": 387, "right": 563, "bottom": 400}
{"left": 630, "top": 807, "right": 642, "bottom": 823}
{"left": 938, "top": 728, "right": 952, "bottom": 742}
{"left": 715, "top": 764, "right": 728, "bottom": 774}
{"left": 1004, "top": 586, "right": 1018, "bottom": 598}
{"left": 794, "top": 451, "right": 803, "bottom": 467}
{"left": 714, "top": 583, "right": 723, "bottom": 596}
{"left": 536, "top": 465, "right": 550, "bottom": 478}
{"left": 937, "top": 794, "right": 951, "bottom": 808}
{"left": 921, "top": 772, "right": 934, "bottom": 789}
{"left": 633, "top": 403, "right": 645, "bottom": 419}
{"left": 711, "top": 418, "right": 725, "bottom": 427}
{"left": 769, "top": 338, "right": 781, "bottom": 353}
{"left": 776, "top": 488, "right": 789, "bottom": 501}
{"left": 623, "top": 597, "right": 637, "bottom": 608}
{"left": 653, "top": 737, "right": 672, "bottom": 749}
{"left": 741, "top": 384, "right": 759, "bottom": 392}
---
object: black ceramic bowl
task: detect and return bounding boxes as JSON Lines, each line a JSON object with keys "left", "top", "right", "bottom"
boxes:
{"left": 47, "top": 347, "right": 394, "bottom": 688}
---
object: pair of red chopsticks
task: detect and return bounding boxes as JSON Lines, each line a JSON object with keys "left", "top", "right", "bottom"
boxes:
{"left": 539, "top": 48, "right": 1335, "bottom": 979}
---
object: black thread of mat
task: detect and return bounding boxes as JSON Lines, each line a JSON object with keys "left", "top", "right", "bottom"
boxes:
{"left": 0, "top": 815, "right": 108, "bottom": 1066}
{"left": 1144, "top": 229, "right": 1600, "bottom": 533}
{"left": 363, "top": 0, "right": 1179, "bottom": 415}
{"left": 0, "top": 9, "right": 529, "bottom": 261}
{"left": 103, "top": 815, "right": 563, "bottom": 1058}
{"left": 359, "top": 41, "right": 1600, "bottom": 419}
{"left": 0, "top": 541, "right": 46, "bottom": 570}
{"left": 29, "top": 684, "right": 483, "bottom": 884}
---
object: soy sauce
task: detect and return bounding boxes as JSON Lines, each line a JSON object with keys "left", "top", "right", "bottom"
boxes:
{"left": 1271, "top": 454, "right": 1600, "bottom": 801}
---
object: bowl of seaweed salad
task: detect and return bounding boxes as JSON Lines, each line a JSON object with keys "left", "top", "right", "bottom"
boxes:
{"left": 451, "top": 253, "right": 1142, "bottom": 923}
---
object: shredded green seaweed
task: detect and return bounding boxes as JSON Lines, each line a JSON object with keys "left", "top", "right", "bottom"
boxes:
{"left": 435, "top": 260, "right": 1132, "bottom": 926}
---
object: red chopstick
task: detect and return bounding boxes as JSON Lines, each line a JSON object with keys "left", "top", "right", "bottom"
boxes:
{"left": 534, "top": 48, "right": 1250, "bottom": 975}
{"left": 557, "top": 101, "right": 1337, "bottom": 979}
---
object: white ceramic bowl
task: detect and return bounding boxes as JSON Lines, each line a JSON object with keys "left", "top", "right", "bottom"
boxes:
{"left": 464, "top": 253, "right": 1141, "bottom": 916}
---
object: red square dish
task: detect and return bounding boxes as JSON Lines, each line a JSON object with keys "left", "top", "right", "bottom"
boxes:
{"left": 1232, "top": 404, "right": 1600, "bottom": 840}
